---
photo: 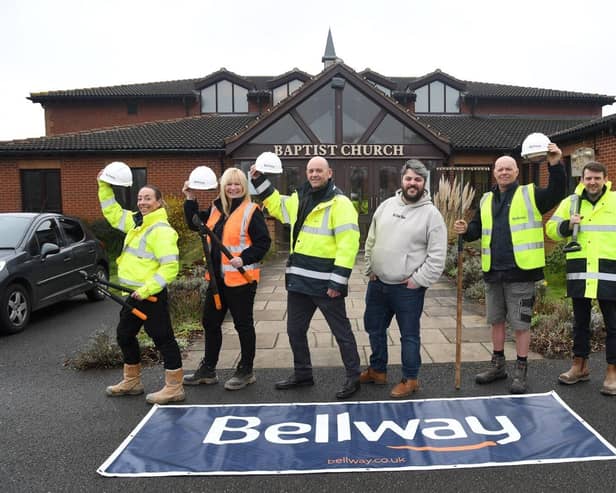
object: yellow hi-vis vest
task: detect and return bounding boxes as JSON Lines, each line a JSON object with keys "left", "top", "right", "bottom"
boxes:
{"left": 480, "top": 184, "right": 545, "bottom": 272}
{"left": 546, "top": 181, "right": 616, "bottom": 299}
{"left": 98, "top": 181, "right": 179, "bottom": 298}
{"left": 206, "top": 202, "right": 261, "bottom": 287}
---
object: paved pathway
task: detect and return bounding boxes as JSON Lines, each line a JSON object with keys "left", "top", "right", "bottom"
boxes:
{"left": 183, "top": 253, "right": 542, "bottom": 370}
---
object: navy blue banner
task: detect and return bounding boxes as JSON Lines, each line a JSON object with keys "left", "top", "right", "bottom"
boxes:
{"left": 98, "top": 391, "right": 616, "bottom": 476}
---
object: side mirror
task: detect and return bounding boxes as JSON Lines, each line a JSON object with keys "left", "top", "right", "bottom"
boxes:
{"left": 41, "top": 242, "right": 60, "bottom": 258}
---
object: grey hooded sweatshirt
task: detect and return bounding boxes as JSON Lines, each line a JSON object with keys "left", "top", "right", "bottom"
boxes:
{"left": 365, "top": 188, "right": 447, "bottom": 287}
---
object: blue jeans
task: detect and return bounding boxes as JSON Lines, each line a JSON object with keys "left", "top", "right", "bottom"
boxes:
{"left": 364, "top": 279, "right": 426, "bottom": 379}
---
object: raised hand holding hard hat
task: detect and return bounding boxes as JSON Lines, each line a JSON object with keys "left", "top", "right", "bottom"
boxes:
{"left": 255, "top": 152, "right": 283, "bottom": 174}
{"left": 521, "top": 133, "right": 551, "bottom": 162}
{"left": 187, "top": 166, "right": 218, "bottom": 190}
{"left": 99, "top": 161, "right": 133, "bottom": 187}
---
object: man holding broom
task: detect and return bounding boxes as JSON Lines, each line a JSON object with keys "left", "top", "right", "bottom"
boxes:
{"left": 454, "top": 143, "right": 565, "bottom": 394}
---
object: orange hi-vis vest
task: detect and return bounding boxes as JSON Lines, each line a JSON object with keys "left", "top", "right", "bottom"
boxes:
{"left": 206, "top": 201, "right": 261, "bottom": 287}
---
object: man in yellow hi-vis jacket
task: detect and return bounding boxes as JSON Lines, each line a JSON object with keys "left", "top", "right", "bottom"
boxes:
{"left": 250, "top": 156, "right": 361, "bottom": 399}
{"left": 546, "top": 161, "right": 616, "bottom": 395}
{"left": 98, "top": 175, "right": 184, "bottom": 405}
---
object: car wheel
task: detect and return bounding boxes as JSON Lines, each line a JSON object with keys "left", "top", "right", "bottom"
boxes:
{"left": 1, "top": 284, "right": 31, "bottom": 334}
{"left": 86, "top": 265, "right": 109, "bottom": 302}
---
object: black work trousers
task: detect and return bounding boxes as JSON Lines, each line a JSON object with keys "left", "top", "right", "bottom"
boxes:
{"left": 572, "top": 297, "right": 616, "bottom": 364}
{"left": 202, "top": 281, "right": 257, "bottom": 371}
{"left": 116, "top": 288, "right": 182, "bottom": 369}
{"left": 286, "top": 290, "right": 360, "bottom": 380}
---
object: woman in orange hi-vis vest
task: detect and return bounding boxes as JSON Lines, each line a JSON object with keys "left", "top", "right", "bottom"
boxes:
{"left": 182, "top": 167, "right": 271, "bottom": 390}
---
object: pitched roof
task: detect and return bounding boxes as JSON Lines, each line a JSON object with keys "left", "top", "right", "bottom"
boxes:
{"left": 223, "top": 62, "right": 451, "bottom": 155}
{"left": 417, "top": 115, "right": 592, "bottom": 151}
{"left": 28, "top": 69, "right": 615, "bottom": 105}
{"left": 0, "top": 115, "right": 256, "bottom": 154}
{"left": 549, "top": 113, "right": 616, "bottom": 140}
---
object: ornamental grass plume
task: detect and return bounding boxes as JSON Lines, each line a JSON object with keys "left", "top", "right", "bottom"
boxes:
{"left": 433, "top": 174, "right": 476, "bottom": 243}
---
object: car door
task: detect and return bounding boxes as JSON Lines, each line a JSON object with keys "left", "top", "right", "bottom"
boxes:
{"left": 31, "top": 217, "right": 76, "bottom": 305}
{"left": 57, "top": 217, "right": 97, "bottom": 290}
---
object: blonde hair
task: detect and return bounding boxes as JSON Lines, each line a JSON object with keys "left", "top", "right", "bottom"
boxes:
{"left": 219, "top": 168, "right": 249, "bottom": 216}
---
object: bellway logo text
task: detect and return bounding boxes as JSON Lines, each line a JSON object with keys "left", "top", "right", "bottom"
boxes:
{"left": 98, "top": 391, "right": 616, "bottom": 477}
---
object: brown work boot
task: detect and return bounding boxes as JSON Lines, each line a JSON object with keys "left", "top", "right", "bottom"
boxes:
{"left": 600, "top": 364, "right": 616, "bottom": 396}
{"left": 558, "top": 356, "right": 590, "bottom": 385}
{"left": 359, "top": 367, "right": 387, "bottom": 385}
{"left": 105, "top": 363, "right": 144, "bottom": 396}
{"left": 146, "top": 368, "right": 185, "bottom": 404}
{"left": 390, "top": 378, "right": 419, "bottom": 398}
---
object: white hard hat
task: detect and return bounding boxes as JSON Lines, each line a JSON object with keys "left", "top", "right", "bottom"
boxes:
{"left": 188, "top": 166, "right": 218, "bottom": 190}
{"left": 100, "top": 161, "right": 133, "bottom": 187}
{"left": 255, "top": 152, "right": 283, "bottom": 174}
{"left": 521, "top": 133, "right": 551, "bottom": 161}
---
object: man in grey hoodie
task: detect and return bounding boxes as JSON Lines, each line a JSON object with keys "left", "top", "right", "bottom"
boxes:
{"left": 361, "top": 159, "right": 448, "bottom": 398}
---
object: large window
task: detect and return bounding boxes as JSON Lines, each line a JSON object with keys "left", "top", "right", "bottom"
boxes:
{"left": 201, "top": 80, "right": 249, "bottom": 113}
{"left": 251, "top": 115, "right": 310, "bottom": 144}
{"left": 272, "top": 79, "right": 304, "bottom": 105}
{"left": 368, "top": 114, "right": 426, "bottom": 145}
{"left": 21, "top": 169, "right": 62, "bottom": 212}
{"left": 414, "top": 81, "right": 460, "bottom": 113}
{"left": 342, "top": 84, "right": 380, "bottom": 143}
{"left": 296, "top": 85, "right": 335, "bottom": 143}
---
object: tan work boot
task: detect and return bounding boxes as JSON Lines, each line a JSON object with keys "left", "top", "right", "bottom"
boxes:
{"left": 558, "top": 356, "right": 590, "bottom": 385}
{"left": 359, "top": 367, "right": 387, "bottom": 385}
{"left": 600, "top": 364, "right": 616, "bottom": 396}
{"left": 105, "top": 363, "right": 144, "bottom": 396}
{"left": 146, "top": 368, "right": 185, "bottom": 404}
{"left": 390, "top": 378, "right": 419, "bottom": 398}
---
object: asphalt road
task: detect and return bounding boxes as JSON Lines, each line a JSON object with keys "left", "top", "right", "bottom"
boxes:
{"left": 1, "top": 296, "right": 616, "bottom": 493}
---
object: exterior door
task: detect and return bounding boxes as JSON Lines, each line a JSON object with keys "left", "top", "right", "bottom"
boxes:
{"left": 334, "top": 161, "right": 403, "bottom": 244}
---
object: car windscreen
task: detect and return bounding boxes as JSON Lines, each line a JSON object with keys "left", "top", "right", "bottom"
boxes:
{"left": 0, "top": 216, "right": 33, "bottom": 248}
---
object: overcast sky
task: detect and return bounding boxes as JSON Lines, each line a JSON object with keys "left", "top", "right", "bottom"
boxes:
{"left": 2, "top": 0, "right": 615, "bottom": 141}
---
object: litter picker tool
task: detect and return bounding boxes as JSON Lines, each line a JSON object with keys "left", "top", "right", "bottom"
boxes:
{"left": 192, "top": 214, "right": 223, "bottom": 310}
{"left": 79, "top": 271, "right": 157, "bottom": 302}
{"left": 563, "top": 194, "right": 582, "bottom": 253}
{"left": 193, "top": 216, "right": 255, "bottom": 284}
{"left": 81, "top": 272, "right": 147, "bottom": 320}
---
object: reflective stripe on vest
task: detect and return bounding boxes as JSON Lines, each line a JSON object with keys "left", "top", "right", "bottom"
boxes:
{"left": 206, "top": 201, "right": 261, "bottom": 286}
{"left": 480, "top": 184, "right": 545, "bottom": 271}
{"left": 122, "top": 222, "right": 178, "bottom": 263}
{"left": 286, "top": 265, "right": 349, "bottom": 285}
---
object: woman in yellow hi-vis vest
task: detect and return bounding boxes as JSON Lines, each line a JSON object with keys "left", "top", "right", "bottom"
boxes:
{"left": 182, "top": 168, "right": 271, "bottom": 390}
{"left": 98, "top": 171, "right": 184, "bottom": 405}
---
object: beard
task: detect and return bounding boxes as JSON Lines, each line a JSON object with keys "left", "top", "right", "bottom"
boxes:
{"left": 402, "top": 185, "right": 424, "bottom": 203}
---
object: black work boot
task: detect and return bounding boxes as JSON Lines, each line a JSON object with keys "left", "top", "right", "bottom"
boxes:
{"left": 510, "top": 360, "right": 528, "bottom": 394}
{"left": 224, "top": 366, "right": 256, "bottom": 391}
{"left": 183, "top": 359, "right": 218, "bottom": 385}
{"left": 476, "top": 354, "right": 507, "bottom": 384}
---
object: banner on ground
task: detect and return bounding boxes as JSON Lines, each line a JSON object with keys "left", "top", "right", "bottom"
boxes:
{"left": 98, "top": 391, "right": 616, "bottom": 476}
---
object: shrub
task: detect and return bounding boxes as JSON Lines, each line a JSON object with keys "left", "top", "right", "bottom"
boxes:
{"left": 445, "top": 243, "right": 484, "bottom": 301}
{"left": 165, "top": 194, "right": 196, "bottom": 258}
{"left": 168, "top": 265, "right": 207, "bottom": 326}
{"left": 545, "top": 242, "right": 566, "bottom": 274}
{"left": 88, "top": 219, "right": 125, "bottom": 260}
{"left": 530, "top": 283, "right": 606, "bottom": 358}
{"left": 65, "top": 330, "right": 160, "bottom": 370}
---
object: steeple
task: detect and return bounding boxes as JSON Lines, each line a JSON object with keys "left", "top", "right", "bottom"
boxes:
{"left": 322, "top": 28, "right": 341, "bottom": 68}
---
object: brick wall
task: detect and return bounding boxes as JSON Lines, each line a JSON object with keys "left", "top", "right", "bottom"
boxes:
{"left": 43, "top": 99, "right": 201, "bottom": 135}
{"left": 0, "top": 154, "right": 234, "bottom": 220}
{"left": 459, "top": 100, "right": 603, "bottom": 117}
{"left": 0, "top": 161, "right": 21, "bottom": 212}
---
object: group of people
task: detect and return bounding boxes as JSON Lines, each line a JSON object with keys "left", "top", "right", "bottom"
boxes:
{"left": 98, "top": 140, "right": 616, "bottom": 406}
